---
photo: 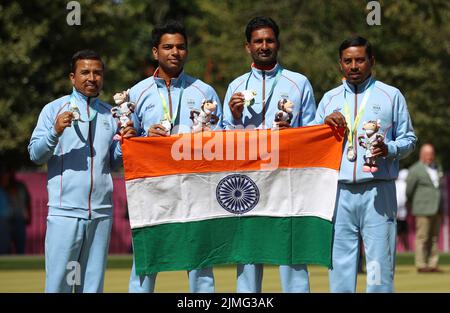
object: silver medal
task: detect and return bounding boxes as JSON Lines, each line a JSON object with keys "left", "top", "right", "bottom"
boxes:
{"left": 347, "top": 146, "right": 356, "bottom": 162}
{"left": 161, "top": 119, "right": 172, "bottom": 135}
{"left": 242, "top": 90, "right": 256, "bottom": 106}
{"left": 70, "top": 103, "right": 81, "bottom": 121}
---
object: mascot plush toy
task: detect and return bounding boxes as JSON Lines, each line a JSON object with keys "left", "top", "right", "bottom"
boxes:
{"left": 111, "top": 89, "right": 136, "bottom": 129}
{"left": 190, "top": 99, "right": 219, "bottom": 133}
{"left": 272, "top": 99, "right": 294, "bottom": 129}
{"left": 358, "top": 119, "right": 385, "bottom": 173}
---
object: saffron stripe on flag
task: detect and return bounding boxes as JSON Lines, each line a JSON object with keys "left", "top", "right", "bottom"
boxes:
{"left": 122, "top": 125, "right": 343, "bottom": 180}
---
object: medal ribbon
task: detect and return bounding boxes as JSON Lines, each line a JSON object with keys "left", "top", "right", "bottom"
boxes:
{"left": 342, "top": 80, "right": 375, "bottom": 150}
{"left": 245, "top": 66, "right": 282, "bottom": 110}
{"left": 157, "top": 82, "right": 184, "bottom": 127}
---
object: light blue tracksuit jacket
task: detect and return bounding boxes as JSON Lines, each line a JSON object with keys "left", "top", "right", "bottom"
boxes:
{"left": 28, "top": 88, "right": 122, "bottom": 218}
{"left": 130, "top": 70, "right": 222, "bottom": 135}
{"left": 314, "top": 76, "right": 417, "bottom": 183}
{"left": 223, "top": 63, "right": 316, "bottom": 130}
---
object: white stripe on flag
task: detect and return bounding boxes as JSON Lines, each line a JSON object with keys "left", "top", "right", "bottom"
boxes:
{"left": 126, "top": 167, "right": 338, "bottom": 229}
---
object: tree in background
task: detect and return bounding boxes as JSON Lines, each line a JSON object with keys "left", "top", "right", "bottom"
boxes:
{"left": 1, "top": 0, "right": 449, "bottom": 169}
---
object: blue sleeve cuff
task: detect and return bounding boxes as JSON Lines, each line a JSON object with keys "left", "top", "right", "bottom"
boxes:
{"left": 48, "top": 126, "right": 61, "bottom": 145}
{"left": 386, "top": 142, "right": 398, "bottom": 159}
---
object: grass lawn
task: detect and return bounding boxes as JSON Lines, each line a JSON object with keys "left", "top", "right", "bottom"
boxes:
{"left": 1, "top": 254, "right": 449, "bottom": 293}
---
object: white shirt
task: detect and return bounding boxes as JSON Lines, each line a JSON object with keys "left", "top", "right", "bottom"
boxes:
{"left": 396, "top": 169, "right": 408, "bottom": 220}
{"left": 425, "top": 165, "right": 439, "bottom": 188}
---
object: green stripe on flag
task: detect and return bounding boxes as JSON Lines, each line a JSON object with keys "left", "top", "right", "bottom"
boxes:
{"left": 132, "top": 216, "right": 332, "bottom": 275}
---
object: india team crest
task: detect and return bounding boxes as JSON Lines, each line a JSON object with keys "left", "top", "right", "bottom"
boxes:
{"left": 216, "top": 174, "right": 260, "bottom": 214}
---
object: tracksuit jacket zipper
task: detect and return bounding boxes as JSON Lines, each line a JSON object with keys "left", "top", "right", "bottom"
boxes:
{"left": 262, "top": 71, "right": 266, "bottom": 127}
{"left": 353, "top": 85, "right": 358, "bottom": 183}
{"left": 167, "top": 84, "right": 173, "bottom": 120}
{"left": 87, "top": 97, "right": 93, "bottom": 219}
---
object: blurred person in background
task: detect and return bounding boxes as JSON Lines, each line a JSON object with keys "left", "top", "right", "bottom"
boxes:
{"left": 1, "top": 169, "right": 32, "bottom": 254}
{"left": 396, "top": 168, "right": 410, "bottom": 251}
{"left": 406, "top": 143, "right": 443, "bottom": 273}
{"left": 0, "top": 169, "right": 11, "bottom": 254}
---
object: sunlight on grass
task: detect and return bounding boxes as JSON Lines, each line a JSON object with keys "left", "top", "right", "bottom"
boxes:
{"left": 1, "top": 263, "right": 449, "bottom": 293}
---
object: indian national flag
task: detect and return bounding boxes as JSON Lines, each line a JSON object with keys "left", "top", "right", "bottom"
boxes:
{"left": 122, "top": 125, "right": 343, "bottom": 275}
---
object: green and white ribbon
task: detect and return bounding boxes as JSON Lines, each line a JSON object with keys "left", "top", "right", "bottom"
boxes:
{"left": 342, "top": 80, "right": 374, "bottom": 161}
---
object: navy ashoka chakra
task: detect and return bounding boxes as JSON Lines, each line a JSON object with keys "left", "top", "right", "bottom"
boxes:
{"left": 216, "top": 174, "right": 260, "bottom": 214}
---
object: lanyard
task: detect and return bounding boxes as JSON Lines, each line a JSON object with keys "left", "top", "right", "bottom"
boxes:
{"left": 342, "top": 80, "right": 374, "bottom": 149}
{"left": 245, "top": 67, "right": 282, "bottom": 110}
{"left": 69, "top": 91, "right": 97, "bottom": 124}
{"left": 157, "top": 81, "right": 184, "bottom": 127}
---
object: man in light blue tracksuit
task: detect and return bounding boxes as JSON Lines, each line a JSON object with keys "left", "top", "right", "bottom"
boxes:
{"left": 223, "top": 17, "right": 316, "bottom": 293}
{"left": 127, "top": 20, "right": 222, "bottom": 293}
{"left": 28, "top": 50, "right": 135, "bottom": 292}
{"left": 314, "top": 37, "right": 417, "bottom": 292}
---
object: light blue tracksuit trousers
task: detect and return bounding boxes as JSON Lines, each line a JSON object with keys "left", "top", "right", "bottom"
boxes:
{"left": 45, "top": 215, "right": 112, "bottom": 293}
{"left": 237, "top": 264, "right": 310, "bottom": 293}
{"left": 128, "top": 257, "right": 215, "bottom": 293}
{"left": 329, "top": 181, "right": 397, "bottom": 293}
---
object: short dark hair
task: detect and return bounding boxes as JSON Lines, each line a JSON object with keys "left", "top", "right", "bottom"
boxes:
{"left": 152, "top": 20, "right": 188, "bottom": 48}
{"left": 70, "top": 49, "right": 104, "bottom": 73}
{"left": 339, "top": 36, "right": 373, "bottom": 59}
{"left": 245, "top": 16, "right": 280, "bottom": 43}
